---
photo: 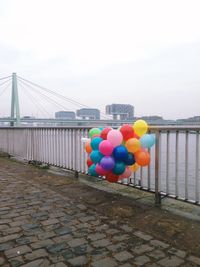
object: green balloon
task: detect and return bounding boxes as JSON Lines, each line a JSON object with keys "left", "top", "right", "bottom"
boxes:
{"left": 89, "top": 128, "right": 101, "bottom": 138}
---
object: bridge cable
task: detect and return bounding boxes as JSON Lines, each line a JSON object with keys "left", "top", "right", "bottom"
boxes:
{"left": 18, "top": 82, "right": 52, "bottom": 117}
{"left": 0, "top": 75, "right": 12, "bottom": 81}
{"left": 18, "top": 79, "right": 72, "bottom": 113}
{"left": 0, "top": 78, "right": 12, "bottom": 88}
{"left": 18, "top": 76, "right": 110, "bottom": 119}
{"left": 0, "top": 80, "right": 11, "bottom": 97}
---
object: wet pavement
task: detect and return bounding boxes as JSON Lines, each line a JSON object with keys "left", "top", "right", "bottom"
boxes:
{"left": 0, "top": 157, "right": 200, "bottom": 267}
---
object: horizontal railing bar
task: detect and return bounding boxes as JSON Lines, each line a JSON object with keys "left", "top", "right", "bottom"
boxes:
{"left": 1, "top": 125, "right": 200, "bottom": 131}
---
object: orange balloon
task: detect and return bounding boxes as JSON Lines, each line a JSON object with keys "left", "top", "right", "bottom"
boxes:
{"left": 85, "top": 141, "right": 92, "bottom": 154}
{"left": 125, "top": 138, "right": 141, "bottom": 153}
{"left": 135, "top": 150, "right": 150, "bottom": 166}
{"left": 129, "top": 163, "right": 139, "bottom": 172}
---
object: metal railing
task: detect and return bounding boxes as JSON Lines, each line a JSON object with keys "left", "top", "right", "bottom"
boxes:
{"left": 0, "top": 126, "right": 199, "bottom": 205}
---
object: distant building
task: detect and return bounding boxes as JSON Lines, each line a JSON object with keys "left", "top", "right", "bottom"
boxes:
{"left": 55, "top": 111, "right": 76, "bottom": 120}
{"left": 76, "top": 108, "right": 100, "bottom": 120}
{"left": 106, "top": 104, "right": 134, "bottom": 120}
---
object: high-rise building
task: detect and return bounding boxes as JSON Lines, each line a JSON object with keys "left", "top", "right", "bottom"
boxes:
{"left": 106, "top": 104, "right": 134, "bottom": 120}
{"left": 76, "top": 108, "right": 100, "bottom": 120}
{"left": 55, "top": 111, "right": 76, "bottom": 120}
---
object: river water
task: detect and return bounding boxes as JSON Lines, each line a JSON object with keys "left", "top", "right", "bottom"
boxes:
{"left": 132, "top": 132, "right": 200, "bottom": 202}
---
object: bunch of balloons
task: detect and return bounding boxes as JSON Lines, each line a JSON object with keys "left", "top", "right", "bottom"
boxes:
{"left": 84, "top": 120, "right": 155, "bottom": 183}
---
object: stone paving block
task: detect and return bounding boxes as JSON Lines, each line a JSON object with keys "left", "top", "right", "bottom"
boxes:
{"left": 5, "top": 245, "right": 32, "bottom": 258}
{"left": 49, "top": 263, "right": 68, "bottom": 267}
{"left": 133, "top": 231, "right": 153, "bottom": 241}
{"left": 9, "top": 256, "right": 24, "bottom": 267}
{"left": 1, "top": 213, "right": 19, "bottom": 219}
{"left": 132, "top": 244, "right": 154, "bottom": 254}
{"left": 68, "top": 238, "right": 87, "bottom": 248}
{"left": 9, "top": 220, "right": 29, "bottom": 227}
{"left": 53, "top": 234, "right": 73, "bottom": 243}
{"left": 62, "top": 249, "right": 75, "bottom": 260}
{"left": 23, "top": 228, "right": 43, "bottom": 237}
{"left": 47, "top": 243, "right": 68, "bottom": 254}
{"left": 42, "top": 219, "right": 59, "bottom": 226}
{"left": 0, "top": 219, "right": 12, "bottom": 225}
{"left": 120, "top": 225, "right": 132, "bottom": 232}
{"left": 187, "top": 255, "right": 200, "bottom": 265}
{"left": 158, "top": 256, "right": 185, "bottom": 267}
{"left": 0, "top": 241, "right": 14, "bottom": 251}
{"left": 79, "top": 216, "right": 96, "bottom": 222}
{"left": 0, "top": 224, "right": 9, "bottom": 231}
{"left": 119, "top": 264, "right": 132, "bottom": 267}
{"left": 73, "top": 244, "right": 93, "bottom": 255}
{"left": 50, "top": 212, "right": 66, "bottom": 218}
{"left": 168, "top": 248, "right": 187, "bottom": 258}
{"left": 107, "top": 243, "right": 126, "bottom": 252}
{"left": 4, "top": 227, "right": 22, "bottom": 235}
{"left": 0, "top": 257, "right": 5, "bottom": 266}
{"left": 20, "top": 259, "right": 50, "bottom": 267}
{"left": 24, "top": 248, "right": 48, "bottom": 260}
{"left": 150, "top": 239, "right": 170, "bottom": 249}
{"left": 16, "top": 236, "right": 38, "bottom": 245}
{"left": 147, "top": 249, "right": 166, "bottom": 260}
{"left": 55, "top": 227, "right": 72, "bottom": 235}
{"left": 76, "top": 204, "right": 87, "bottom": 211}
{"left": 92, "top": 257, "right": 117, "bottom": 267}
{"left": 14, "top": 216, "right": 31, "bottom": 222}
{"left": 87, "top": 233, "right": 106, "bottom": 241}
{"left": 114, "top": 251, "right": 134, "bottom": 262}
{"left": 133, "top": 255, "right": 151, "bottom": 266}
{"left": 0, "top": 234, "right": 22, "bottom": 243}
{"left": 37, "top": 231, "right": 56, "bottom": 240}
{"left": 48, "top": 254, "right": 65, "bottom": 264}
{"left": 105, "top": 229, "right": 120, "bottom": 235}
{"left": 96, "top": 224, "right": 109, "bottom": 231}
{"left": 67, "top": 255, "right": 88, "bottom": 266}
{"left": 92, "top": 238, "right": 111, "bottom": 248}
{"left": 76, "top": 223, "right": 90, "bottom": 229}
{"left": 113, "top": 234, "right": 130, "bottom": 242}
{"left": 30, "top": 239, "right": 54, "bottom": 249}
{"left": 21, "top": 223, "right": 40, "bottom": 231}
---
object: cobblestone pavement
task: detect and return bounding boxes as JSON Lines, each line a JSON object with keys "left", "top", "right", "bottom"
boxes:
{"left": 0, "top": 158, "right": 200, "bottom": 266}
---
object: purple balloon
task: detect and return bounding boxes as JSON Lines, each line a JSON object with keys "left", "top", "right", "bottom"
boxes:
{"left": 100, "top": 156, "right": 115, "bottom": 170}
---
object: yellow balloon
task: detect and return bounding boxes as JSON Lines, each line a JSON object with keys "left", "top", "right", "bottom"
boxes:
{"left": 130, "top": 163, "right": 139, "bottom": 172}
{"left": 125, "top": 138, "right": 141, "bottom": 153}
{"left": 133, "top": 120, "right": 148, "bottom": 137}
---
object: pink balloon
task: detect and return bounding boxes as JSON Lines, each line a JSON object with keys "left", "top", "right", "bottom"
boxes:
{"left": 99, "top": 140, "right": 114, "bottom": 156}
{"left": 119, "top": 167, "right": 132, "bottom": 179}
{"left": 107, "top": 130, "right": 123, "bottom": 147}
{"left": 95, "top": 164, "right": 110, "bottom": 176}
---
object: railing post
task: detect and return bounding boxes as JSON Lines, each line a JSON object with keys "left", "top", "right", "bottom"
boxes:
{"left": 155, "top": 130, "right": 161, "bottom": 206}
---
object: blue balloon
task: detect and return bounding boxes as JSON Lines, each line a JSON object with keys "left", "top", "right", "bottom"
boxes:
{"left": 88, "top": 164, "right": 98, "bottom": 177}
{"left": 113, "top": 161, "right": 126, "bottom": 175}
{"left": 90, "top": 150, "right": 103, "bottom": 163}
{"left": 140, "top": 134, "right": 156, "bottom": 148}
{"left": 91, "top": 137, "right": 103, "bottom": 150}
{"left": 113, "top": 145, "right": 128, "bottom": 161}
{"left": 124, "top": 152, "right": 135, "bottom": 165}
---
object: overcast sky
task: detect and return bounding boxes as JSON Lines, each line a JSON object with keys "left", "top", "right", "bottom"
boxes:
{"left": 0, "top": 0, "right": 200, "bottom": 120}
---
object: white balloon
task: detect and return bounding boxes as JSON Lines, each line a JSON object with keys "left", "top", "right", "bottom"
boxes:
{"left": 81, "top": 137, "right": 90, "bottom": 143}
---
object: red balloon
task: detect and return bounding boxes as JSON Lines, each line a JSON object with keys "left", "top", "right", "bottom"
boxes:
{"left": 100, "top": 127, "right": 112, "bottom": 140}
{"left": 87, "top": 157, "right": 93, "bottom": 167}
{"left": 120, "top": 124, "right": 134, "bottom": 141}
{"left": 105, "top": 172, "right": 119, "bottom": 183}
